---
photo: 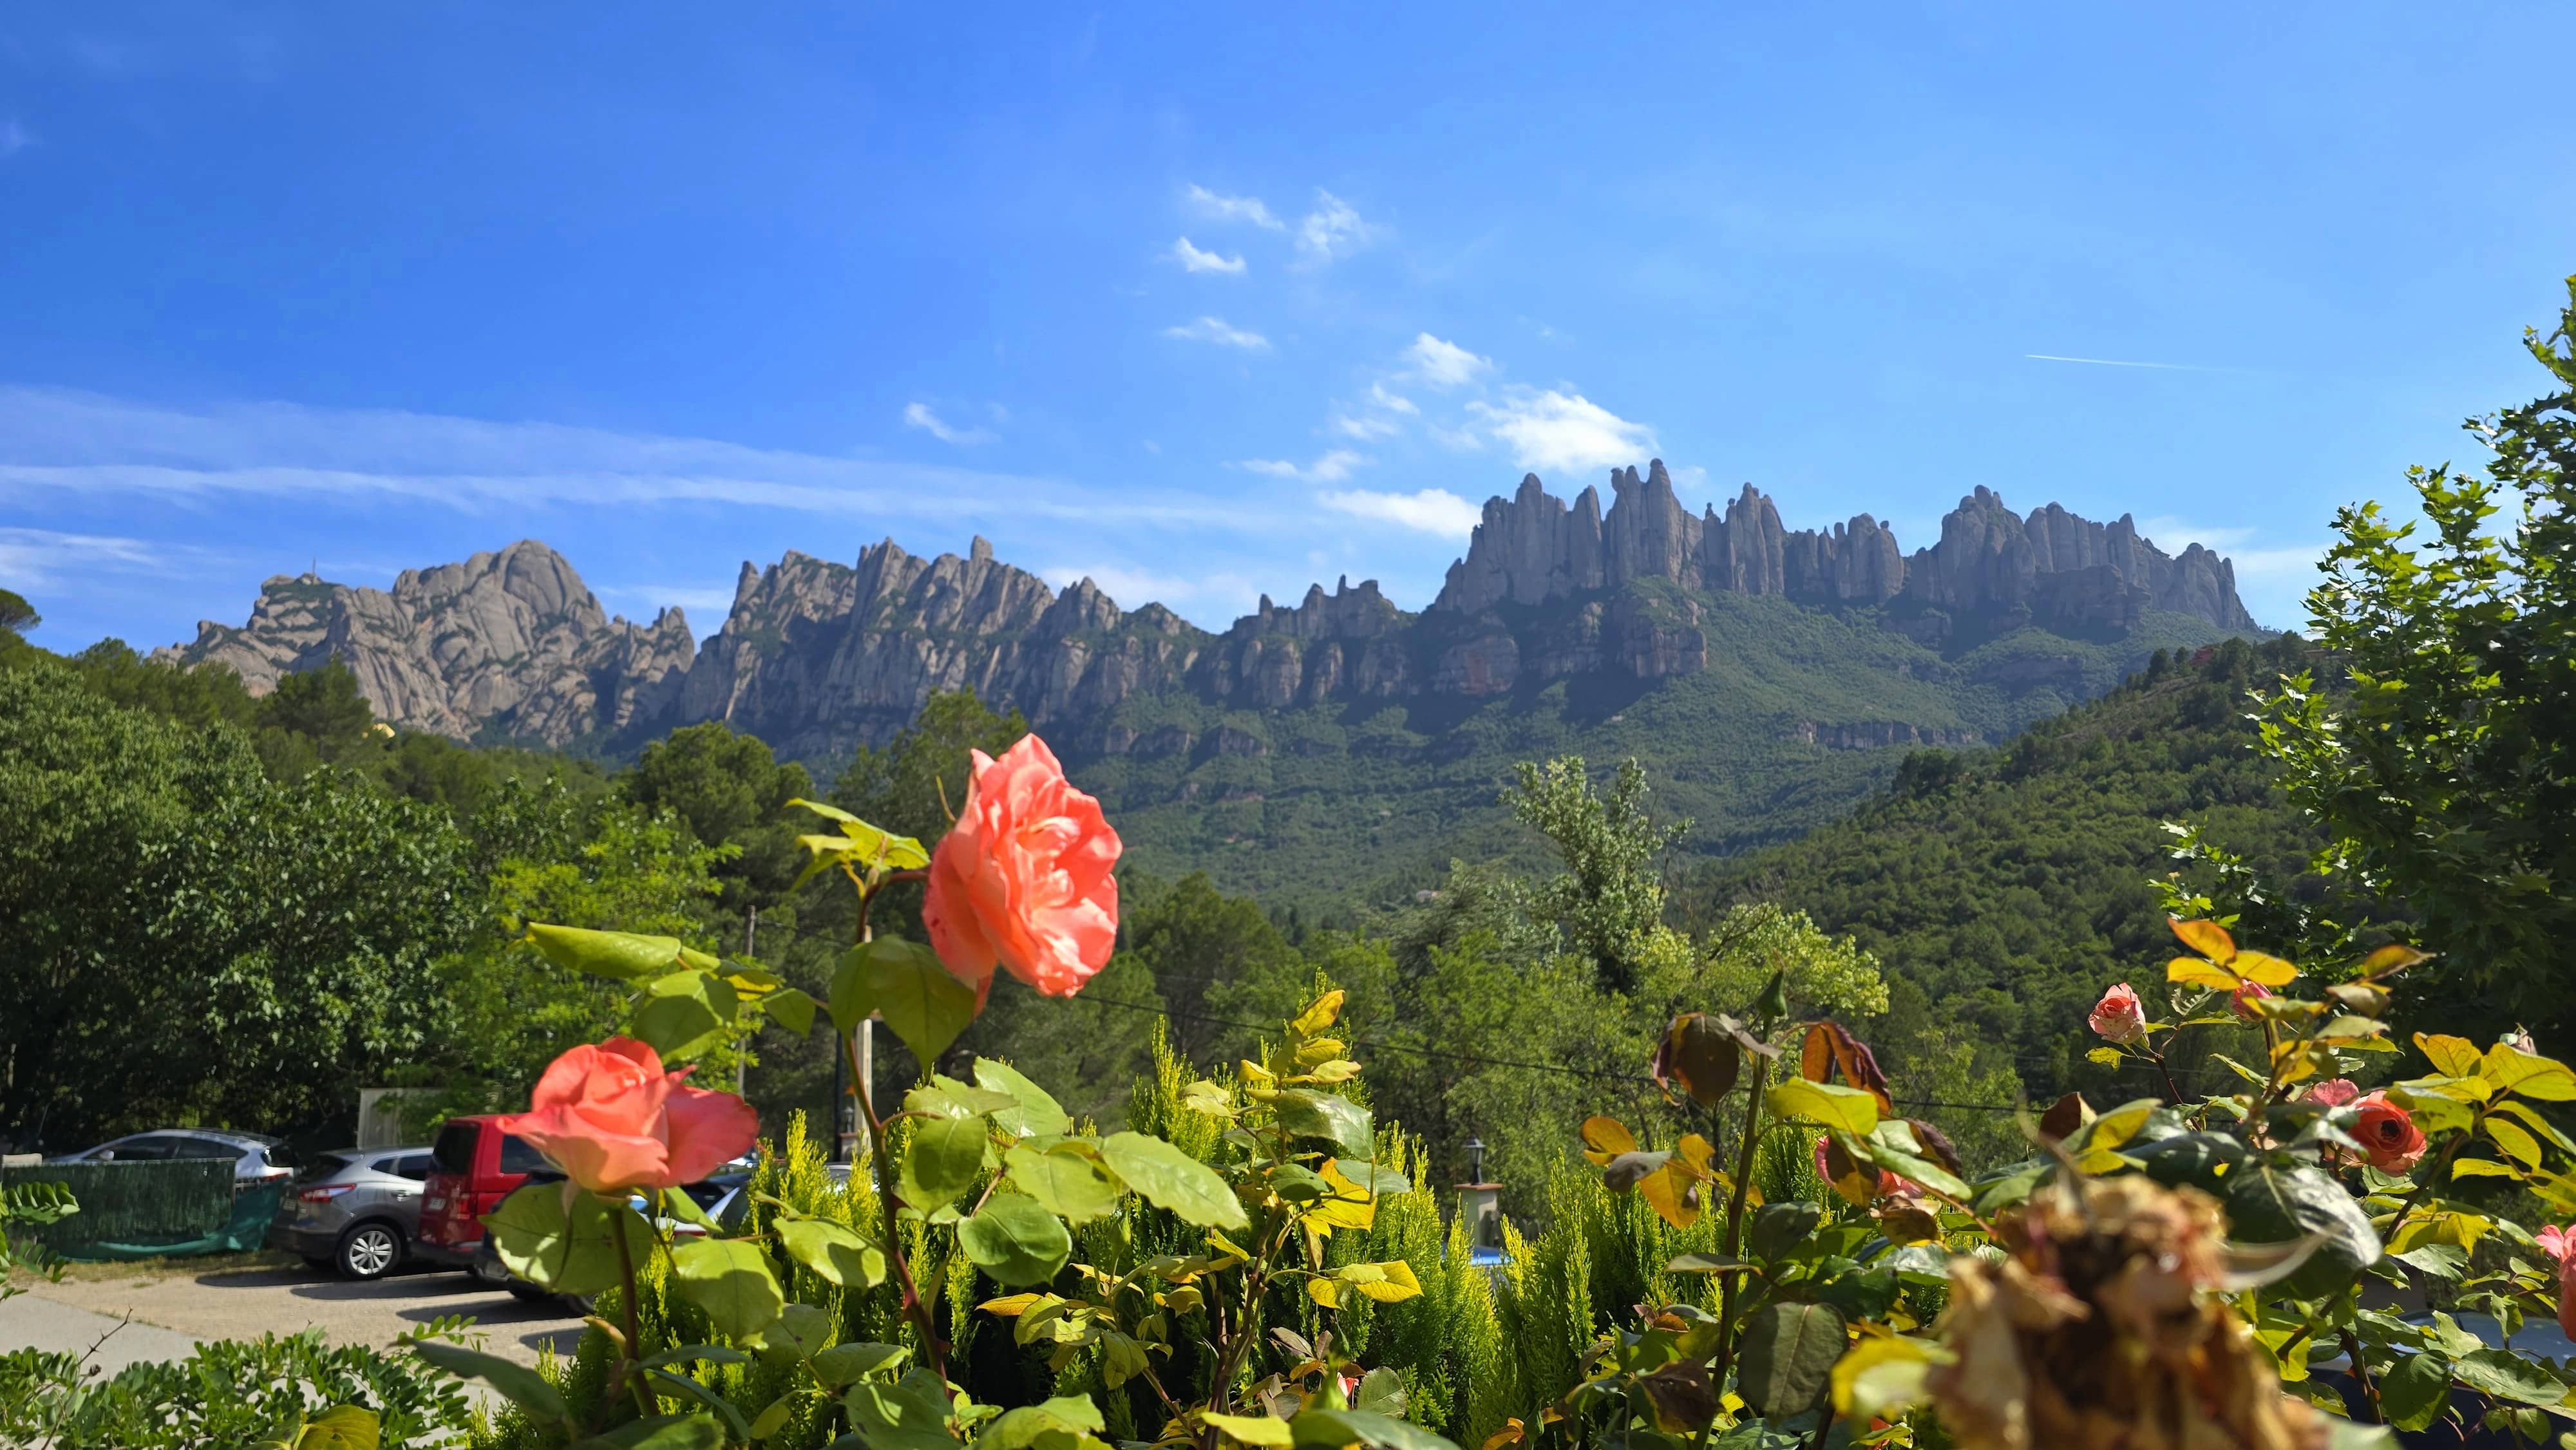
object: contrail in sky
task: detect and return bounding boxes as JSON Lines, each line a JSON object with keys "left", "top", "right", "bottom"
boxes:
{"left": 2024, "top": 353, "right": 2206, "bottom": 371}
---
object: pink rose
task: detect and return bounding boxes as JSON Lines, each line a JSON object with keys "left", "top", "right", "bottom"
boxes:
{"left": 2543, "top": 1227, "right": 2576, "bottom": 1340}
{"left": 922, "top": 734, "right": 1122, "bottom": 1001}
{"left": 498, "top": 1037, "right": 759, "bottom": 1194}
{"left": 2304, "top": 1078, "right": 2361, "bottom": 1107}
{"left": 2539, "top": 1225, "right": 2571, "bottom": 1265}
{"left": 2088, "top": 984, "right": 2146, "bottom": 1044}
{"left": 2353, "top": 1092, "right": 2427, "bottom": 1173}
{"left": 2230, "top": 979, "right": 2273, "bottom": 1021}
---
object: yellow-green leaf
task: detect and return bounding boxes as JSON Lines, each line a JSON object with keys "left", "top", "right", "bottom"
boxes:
{"left": 1766, "top": 1079, "right": 1880, "bottom": 1136}
{"left": 2485, "top": 1118, "right": 2543, "bottom": 1171}
{"left": 2448, "top": 1158, "right": 2523, "bottom": 1182}
{"left": 2481, "top": 1044, "right": 2576, "bottom": 1101}
{"left": 1831, "top": 1336, "right": 1937, "bottom": 1420}
{"left": 2416, "top": 1033, "right": 2485, "bottom": 1077}
{"left": 2230, "top": 951, "right": 2300, "bottom": 988}
{"left": 2169, "top": 918, "right": 2237, "bottom": 964}
{"left": 1203, "top": 1413, "right": 1294, "bottom": 1447}
{"left": 2168, "top": 956, "right": 2241, "bottom": 992}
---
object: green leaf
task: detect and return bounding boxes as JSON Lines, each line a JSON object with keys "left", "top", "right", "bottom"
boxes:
{"left": 845, "top": 1375, "right": 958, "bottom": 1450}
{"left": 647, "top": 1373, "right": 754, "bottom": 1444}
{"left": 1354, "top": 1367, "right": 1407, "bottom": 1418}
{"left": 1332, "top": 1160, "right": 1410, "bottom": 1195}
{"left": 524, "top": 923, "right": 687, "bottom": 981}
{"left": 974, "top": 1059, "right": 1072, "bottom": 1138}
{"left": 960, "top": 1194, "right": 1074, "bottom": 1287}
{"left": 1765, "top": 1079, "right": 1880, "bottom": 1136}
{"left": 2374, "top": 1351, "right": 2452, "bottom": 1433}
{"left": 565, "top": 1416, "right": 726, "bottom": 1450}
{"left": 294, "top": 1405, "right": 380, "bottom": 1450}
{"left": 810, "top": 1341, "right": 910, "bottom": 1388}
{"left": 1271, "top": 1091, "right": 1376, "bottom": 1160}
{"left": 1287, "top": 1408, "right": 1455, "bottom": 1450}
{"left": 1204, "top": 1413, "right": 1296, "bottom": 1447}
{"left": 1734, "top": 1302, "right": 1847, "bottom": 1418}
{"left": 1097, "top": 1132, "right": 1249, "bottom": 1229}
{"left": 632, "top": 970, "right": 735, "bottom": 1060}
{"left": 2449, "top": 1346, "right": 2570, "bottom": 1406}
{"left": 763, "top": 986, "right": 817, "bottom": 1037}
{"left": 2223, "top": 1159, "right": 2382, "bottom": 1299}
{"left": 1005, "top": 1143, "right": 1122, "bottom": 1225}
{"left": 1749, "top": 1201, "right": 1823, "bottom": 1263}
{"left": 777, "top": 1218, "right": 887, "bottom": 1288}
{"left": 900, "top": 1113, "right": 989, "bottom": 1209}
{"left": 2388, "top": 1243, "right": 2468, "bottom": 1280}
{"left": 788, "top": 798, "right": 931, "bottom": 870}
{"left": 978, "top": 1395, "right": 1107, "bottom": 1450}
{"left": 668, "top": 1237, "right": 786, "bottom": 1339}
{"left": 849, "top": 937, "right": 978, "bottom": 1064}
{"left": 828, "top": 950, "right": 871, "bottom": 1037}
{"left": 755, "top": 1303, "right": 834, "bottom": 1362}
{"left": 410, "top": 1340, "right": 570, "bottom": 1422}
{"left": 484, "top": 1184, "right": 653, "bottom": 1295}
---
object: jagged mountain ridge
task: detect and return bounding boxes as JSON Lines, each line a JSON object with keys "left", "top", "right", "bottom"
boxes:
{"left": 160, "top": 463, "right": 2257, "bottom": 767}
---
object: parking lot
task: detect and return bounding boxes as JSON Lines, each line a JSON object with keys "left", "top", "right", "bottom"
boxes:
{"left": 3, "top": 1252, "right": 587, "bottom": 1374}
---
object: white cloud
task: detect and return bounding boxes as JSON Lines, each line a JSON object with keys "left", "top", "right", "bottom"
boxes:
{"left": 1329, "top": 414, "right": 1401, "bottom": 441}
{"left": 1403, "top": 333, "right": 1493, "bottom": 390}
{"left": 1163, "top": 316, "right": 1271, "bottom": 350}
{"left": 1318, "top": 488, "right": 1482, "bottom": 536}
{"left": 1296, "top": 191, "right": 1378, "bottom": 263}
{"left": 0, "top": 385, "right": 1260, "bottom": 530}
{"left": 902, "top": 402, "right": 993, "bottom": 446}
{"left": 1466, "top": 388, "right": 1658, "bottom": 475}
{"left": 1239, "top": 449, "right": 1366, "bottom": 484}
{"left": 1184, "top": 184, "right": 1284, "bottom": 231}
{"left": 0, "top": 526, "right": 166, "bottom": 590}
{"left": 1170, "top": 237, "right": 1246, "bottom": 276}
{"left": 1369, "top": 382, "right": 1419, "bottom": 416}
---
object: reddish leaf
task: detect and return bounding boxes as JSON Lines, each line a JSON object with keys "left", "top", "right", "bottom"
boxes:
{"left": 2038, "top": 1091, "right": 2093, "bottom": 1143}
{"left": 1801, "top": 1021, "right": 1894, "bottom": 1113}
{"left": 1652, "top": 1013, "right": 1742, "bottom": 1108}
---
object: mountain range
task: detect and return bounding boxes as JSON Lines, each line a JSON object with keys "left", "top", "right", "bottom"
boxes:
{"left": 158, "top": 462, "right": 2263, "bottom": 896}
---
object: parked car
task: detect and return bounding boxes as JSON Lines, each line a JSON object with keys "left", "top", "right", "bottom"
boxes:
{"left": 52, "top": 1129, "right": 293, "bottom": 1183}
{"left": 265, "top": 1145, "right": 438, "bottom": 1280}
{"left": 415, "top": 1115, "right": 551, "bottom": 1268}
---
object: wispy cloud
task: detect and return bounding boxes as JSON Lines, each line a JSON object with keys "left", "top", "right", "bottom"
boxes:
{"left": 1296, "top": 191, "right": 1378, "bottom": 263}
{"left": 1163, "top": 316, "right": 1271, "bottom": 350}
{"left": 1184, "top": 184, "right": 1284, "bottom": 231}
{"left": 0, "top": 385, "right": 1260, "bottom": 530}
{"left": 0, "top": 526, "right": 168, "bottom": 591}
{"left": 1318, "top": 487, "right": 1480, "bottom": 536}
{"left": 901, "top": 402, "right": 994, "bottom": 446}
{"left": 1368, "top": 382, "right": 1419, "bottom": 416}
{"left": 1403, "top": 333, "right": 1493, "bottom": 390}
{"left": 598, "top": 582, "right": 737, "bottom": 619}
{"left": 1329, "top": 413, "right": 1402, "bottom": 441}
{"left": 1239, "top": 449, "right": 1366, "bottom": 484}
{"left": 1465, "top": 388, "right": 1658, "bottom": 475}
{"left": 2024, "top": 353, "right": 2208, "bottom": 372}
{"left": 1170, "top": 237, "right": 1246, "bottom": 276}
{"left": 1038, "top": 563, "right": 1260, "bottom": 613}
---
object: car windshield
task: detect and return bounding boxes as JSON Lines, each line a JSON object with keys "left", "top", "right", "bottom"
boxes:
{"left": 295, "top": 1152, "right": 356, "bottom": 1183}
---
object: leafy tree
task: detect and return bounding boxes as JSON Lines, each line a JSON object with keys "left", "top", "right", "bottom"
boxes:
{"left": 0, "top": 589, "right": 36, "bottom": 636}
{"left": 2257, "top": 278, "right": 2576, "bottom": 1038}
{"left": 623, "top": 722, "right": 812, "bottom": 914}
{"left": 1121, "top": 871, "right": 1302, "bottom": 1065}
{"left": 1508, "top": 756, "right": 1689, "bottom": 992}
{"left": 254, "top": 661, "right": 386, "bottom": 773}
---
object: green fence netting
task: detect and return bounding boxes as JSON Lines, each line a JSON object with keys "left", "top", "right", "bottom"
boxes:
{"left": 0, "top": 1159, "right": 238, "bottom": 1254}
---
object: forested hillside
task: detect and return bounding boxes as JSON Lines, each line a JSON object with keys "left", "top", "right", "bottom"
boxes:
{"left": 1674, "top": 633, "right": 2352, "bottom": 1102}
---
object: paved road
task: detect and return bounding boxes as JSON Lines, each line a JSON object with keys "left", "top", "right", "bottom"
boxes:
{"left": 3, "top": 1257, "right": 587, "bottom": 1371}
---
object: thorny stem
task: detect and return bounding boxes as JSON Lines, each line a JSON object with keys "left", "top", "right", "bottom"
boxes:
{"left": 2145, "top": 1041, "right": 2186, "bottom": 1106}
{"left": 2338, "top": 1327, "right": 2382, "bottom": 1422}
{"left": 1709, "top": 1051, "right": 1773, "bottom": 1393}
{"left": 846, "top": 1026, "right": 949, "bottom": 1391}
{"left": 609, "top": 1200, "right": 656, "bottom": 1420}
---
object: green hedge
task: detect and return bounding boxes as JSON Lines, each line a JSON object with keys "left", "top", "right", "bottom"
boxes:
{"left": 0, "top": 1160, "right": 234, "bottom": 1250}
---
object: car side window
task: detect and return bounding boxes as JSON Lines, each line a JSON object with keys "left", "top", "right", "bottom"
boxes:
{"left": 101, "top": 1136, "right": 177, "bottom": 1160}
{"left": 497, "top": 1135, "right": 549, "bottom": 1176}
{"left": 388, "top": 1154, "right": 436, "bottom": 1182}
{"left": 173, "top": 1138, "right": 241, "bottom": 1160}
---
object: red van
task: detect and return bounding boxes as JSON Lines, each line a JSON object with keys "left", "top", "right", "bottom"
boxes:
{"left": 415, "top": 1115, "right": 551, "bottom": 1266}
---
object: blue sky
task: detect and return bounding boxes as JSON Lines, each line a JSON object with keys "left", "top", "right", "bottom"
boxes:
{"left": 4, "top": 3, "right": 2570, "bottom": 652}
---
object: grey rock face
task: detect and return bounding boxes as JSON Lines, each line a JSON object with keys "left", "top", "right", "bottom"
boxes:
{"left": 160, "top": 462, "right": 2257, "bottom": 757}
{"left": 155, "top": 539, "right": 693, "bottom": 745}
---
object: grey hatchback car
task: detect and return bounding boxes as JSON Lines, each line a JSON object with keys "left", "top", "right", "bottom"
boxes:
{"left": 55, "top": 1129, "right": 294, "bottom": 1183}
{"left": 266, "top": 1146, "right": 438, "bottom": 1280}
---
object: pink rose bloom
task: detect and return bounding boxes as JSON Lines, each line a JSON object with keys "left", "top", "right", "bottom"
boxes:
{"left": 2230, "top": 979, "right": 2273, "bottom": 1021}
{"left": 2544, "top": 1227, "right": 2576, "bottom": 1339}
{"left": 2304, "top": 1078, "right": 2361, "bottom": 1107}
{"left": 2539, "top": 1225, "right": 2571, "bottom": 1264}
{"left": 498, "top": 1037, "right": 759, "bottom": 1194}
{"left": 922, "top": 734, "right": 1122, "bottom": 1001}
{"left": 2353, "top": 1091, "right": 2428, "bottom": 1173}
{"left": 2088, "top": 984, "right": 2146, "bottom": 1044}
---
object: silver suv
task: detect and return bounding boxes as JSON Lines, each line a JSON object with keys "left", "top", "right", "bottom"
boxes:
{"left": 266, "top": 1146, "right": 437, "bottom": 1280}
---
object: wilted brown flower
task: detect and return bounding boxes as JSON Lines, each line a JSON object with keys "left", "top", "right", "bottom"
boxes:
{"left": 1925, "top": 1175, "right": 2325, "bottom": 1450}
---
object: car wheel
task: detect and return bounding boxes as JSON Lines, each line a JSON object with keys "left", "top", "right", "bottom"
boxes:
{"left": 503, "top": 1277, "right": 553, "bottom": 1303}
{"left": 336, "top": 1222, "right": 404, "bottom": 1281}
